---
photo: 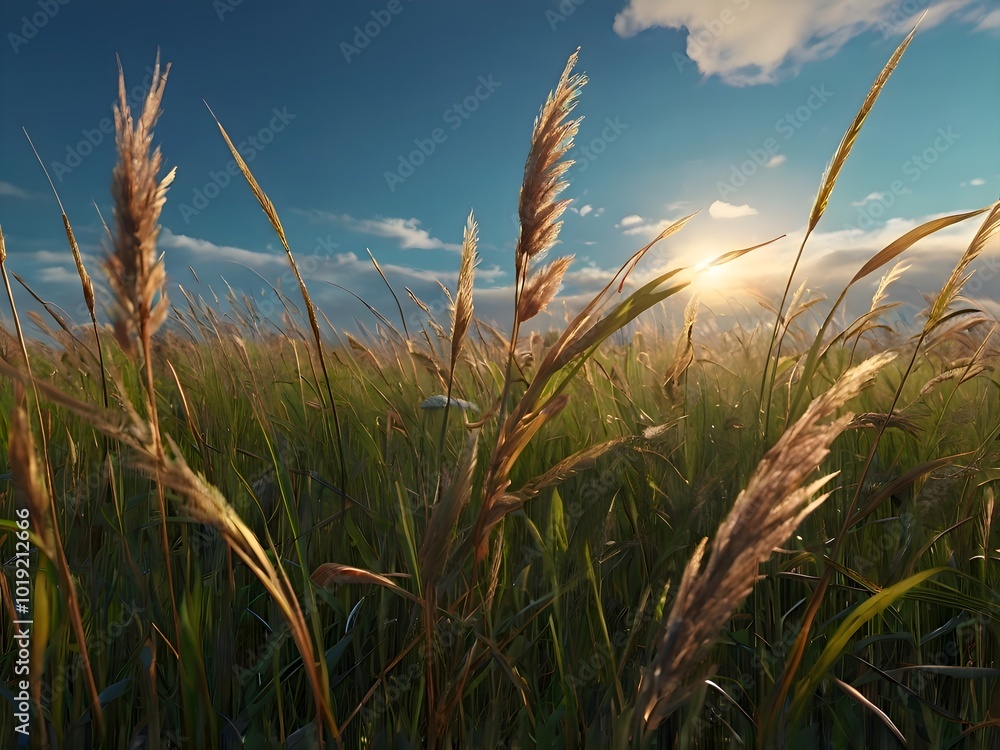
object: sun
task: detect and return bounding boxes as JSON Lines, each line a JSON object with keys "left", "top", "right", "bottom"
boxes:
{"left": 690, "top": 258, "right": 734, "bottom": 294}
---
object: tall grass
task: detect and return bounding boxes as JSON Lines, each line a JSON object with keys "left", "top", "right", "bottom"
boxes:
{"left": 1, "top": 25, "right": 997, "bottom": 749}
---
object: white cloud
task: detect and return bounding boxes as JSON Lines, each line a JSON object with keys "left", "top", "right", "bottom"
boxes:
{"left": 37, "top": 267, "right": 79, "bottom": 284}
{"left": 160, "top": 228, "right": 284, "bottom": 268}
{"left": 613, "top": 0, "right": 981, "bottom": 86}
{"left": 616, "top": 215, "right": 683, "bottom": 238}
{"left": 617, "top": 214, "right": 644, "bottom": 228}
{"left": 579, "top": 204, "right": 593, "bottom": 217}
{"left": 764, "top": 154, "right": 786, "bottom": 168}
{"left": 709, "top": 200, "right": 758, "bottom": 219}
{"left": 850, "top": 191, "right": 886, "bottom": 206}
{"left": 295, "top": 209, "right": 460, "bottom": 251}
{"left": 666, "top": 200, "right": 691, "bottom": 211}
{"left": 971, "top": 7, "right": 999, "bottom": 32}
{"left": 0, "top": 181, "right": 33, "bottom": 199}
{"left": 968, "top": 177, "right": 986, "bottom": 186}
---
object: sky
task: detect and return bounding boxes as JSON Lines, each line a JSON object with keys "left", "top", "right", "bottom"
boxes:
{"left": 1, "top": 0, "right": 998, "bottom": 341}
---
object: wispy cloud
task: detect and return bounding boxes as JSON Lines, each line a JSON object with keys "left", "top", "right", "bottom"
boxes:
{"left": 0, "top": 180, "right": 35, "bottom": 200}
{"left": 764, "top": 154, "right": 786, "bottom": 168}
{"left": 613, "top": 0, "right": 982, "bottom": 85}
{"left": 160, "top": 228, "right": 285, "bottom": 268}
{"left": 296, "top": 209, "right": 460, "bottom": 251}
{"left": 968, "top": 5, "right": 999, "bottom": 32}
{"left": 615, "top": 214, "right": 681, "bottom": 237}
{"left": 850, "top": 191, "right": 887, "bottom": 206}
{"left": 710, "top": 200, "right": 758, "bottom": 219}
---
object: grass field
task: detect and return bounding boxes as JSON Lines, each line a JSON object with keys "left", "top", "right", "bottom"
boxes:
{"left": 1, "top": 28, "right": 998, "bottom": 750}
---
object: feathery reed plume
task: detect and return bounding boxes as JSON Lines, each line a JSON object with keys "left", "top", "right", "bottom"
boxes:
{"left": 451, "top": 212, "right": 478, "bottom": 374}
{"left": 663, "top": 294, "right": 699, "bottom": 401}
{"left": 105, "top": 55, "right": 182, "bottom": 657}
{"left": 870, "top": 260, "right": 910, "bottom": 312}
{"left": 637, "top": 352, "right": 896, "bottom": 731}
{"left": 105, "top": 53, "right": 175, "bottom": 360}
{"left": 499, "top": 50, "right": 586, "bottom": 422}
{"left": 515, "top": 49, "right": 585, "bottom": 278}
{"left": 518, "top": 254, "right": 574, "bottom": 321}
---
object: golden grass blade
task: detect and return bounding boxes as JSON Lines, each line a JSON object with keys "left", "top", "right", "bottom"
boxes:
{"left": 24, "top": 130, "right": 97, "bottom": 321}
{"left": 808, "top": 18, "right": 922, "bottom": 234}
{"left": 366, "top": 247, "right": 409, "bottom": 337}
{"left": 617, "top": 213, "right": 698, "bottom": 293}
{"left": 205, "top": 102, "right": 349, "bottom": 496}
{"left": 474, "top": 394, "right": 570, "bottom": 565}
{"left": 637, "top": 352, "right": 896, "bottom": 731}
{"left": 24, "top": 129, "right": 110, "bottom": 407}
{"left": 135, "top": 440, "right": 341, "bottom": 743}
{"left": 556, "top": 236, "right": 779, "bottom": 375}
{"left": 788, "top": 206, "right": 990, "bottom": 422}
{"left": 832, "top": 676, "right": 908, "bottom": 746}
{"left": 312, "top": 563, "right": 421, "bottom": 603}
{"left": 506, "top": 435, "right": 629, "bottom": 507}
{"left": 850, "top": 207, "right": 990, "bottom": 285}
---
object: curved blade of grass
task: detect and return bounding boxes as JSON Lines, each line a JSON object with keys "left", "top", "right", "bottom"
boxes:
{"left": 788, "top": 566, "right": 948, "bottom": 726}
{"left": 788, "top": 207, "right": 989, "bottom": 440}
{"left": 204, "top": 102, "right": 348, "bottom": 501}
{"left": 312, "top": 563, "right": 420, "bottom": 603}
{"left": 761, "top": 16, "right": 923, "bottom": 437}
{"left": 831, "top": 676, "right": 907, "bottom": 746}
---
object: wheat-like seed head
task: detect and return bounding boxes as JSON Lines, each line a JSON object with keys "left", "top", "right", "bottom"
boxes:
{"left": 638, "top": 352, "right": 896, "bottom": 729}
{"left": 808, "top": 20, "right": 920, "bottom": 234}
{"left": 515, "top": 50, "right": 586, "bottom": 283}
{"left": 518, "top": 255, "right": 573, "bottom": 321}
{"left": 105, "top": 53, "right": 174, "bottom": 358}
{"left": 870, "top": 260, "right": 911, "bottom": 313}
{"left": 450, "top": 212, "right": 478, "bottom": 373}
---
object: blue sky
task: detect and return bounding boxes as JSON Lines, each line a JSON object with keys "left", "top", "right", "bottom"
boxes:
{"left": 1, "top": 0, "right": 997, "bottom": 337}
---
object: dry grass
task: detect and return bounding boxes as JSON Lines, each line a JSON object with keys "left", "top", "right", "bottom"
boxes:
{"left": 1, "top": 31, "right": 997, "bottom": 749}
{"left": 105, "top": 53, "right": 174, "bottom": 361}
{"left": 637, "top": 352, "right": 895, "bottom": 731}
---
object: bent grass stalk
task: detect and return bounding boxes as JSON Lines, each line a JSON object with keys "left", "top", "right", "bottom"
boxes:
{"left": 759, "top": 17, "right": 923, "bottom": 442}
